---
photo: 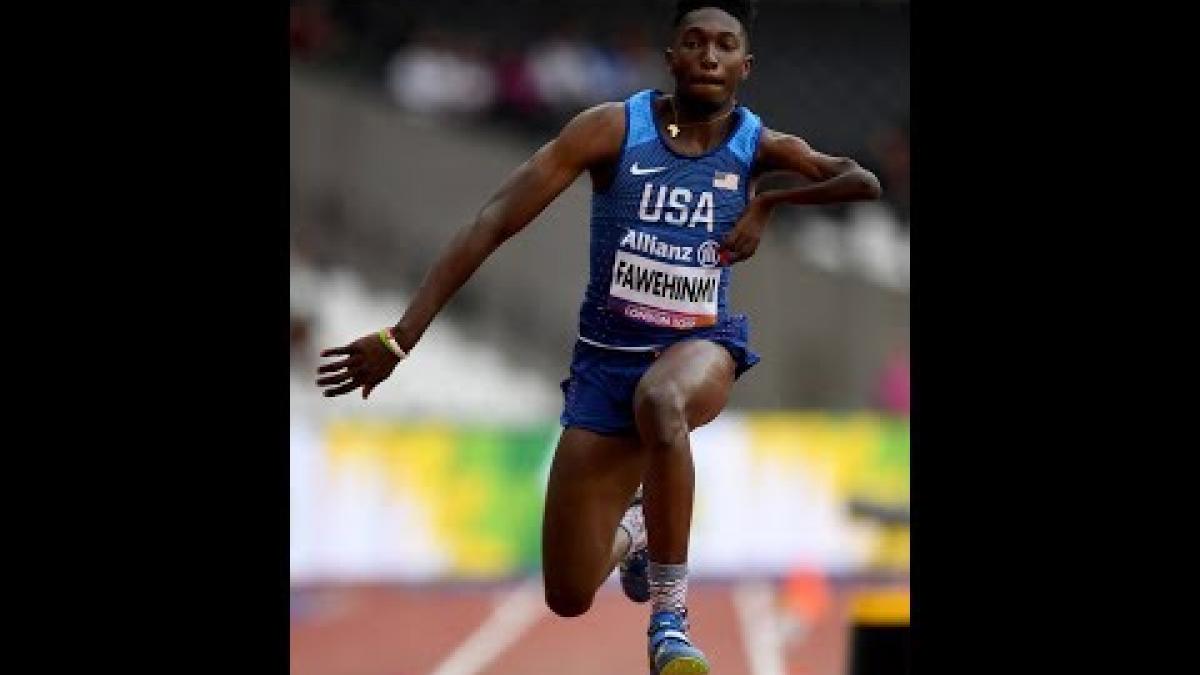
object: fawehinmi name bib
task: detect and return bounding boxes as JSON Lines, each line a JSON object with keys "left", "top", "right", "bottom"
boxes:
{"left": 607, "top": 249, "right": 723, "bottom": 330}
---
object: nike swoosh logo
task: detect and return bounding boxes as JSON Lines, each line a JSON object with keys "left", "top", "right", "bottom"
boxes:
{"left": 631, "top": 163, "right": 667, "bottom": 175}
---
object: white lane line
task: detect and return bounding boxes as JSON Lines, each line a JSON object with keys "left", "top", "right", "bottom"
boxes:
{"left": 732, "top": 580, "right": 787, "bottom": 675}
{"left": 427, "top": 578, "right": 544, "bottom": 675}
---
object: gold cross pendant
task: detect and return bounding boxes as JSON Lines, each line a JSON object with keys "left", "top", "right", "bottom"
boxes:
{"left": 667, "top": 124, "right": 680, "bottom": 138}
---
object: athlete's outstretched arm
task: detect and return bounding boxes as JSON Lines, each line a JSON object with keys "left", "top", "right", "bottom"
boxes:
{"left": 722, "top": 128, "right": 882, "bottom": 263}
{"left": 316, "top": 104, "right": 623, "bottom": 399}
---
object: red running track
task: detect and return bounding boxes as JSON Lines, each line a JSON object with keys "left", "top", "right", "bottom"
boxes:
{"left": 291, "top": 580, "right": 871, "bottom": 675}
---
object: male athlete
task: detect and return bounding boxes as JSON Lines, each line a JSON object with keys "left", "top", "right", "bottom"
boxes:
{"left": 317, "top": 2, "right": 880, "bottom": 673}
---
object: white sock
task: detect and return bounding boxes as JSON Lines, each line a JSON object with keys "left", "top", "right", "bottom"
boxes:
{"left": 619, "top": 501, "right": 647, "bottom": 557}
{"left": 648, "top": 561, "right": 688, "bottom": 615}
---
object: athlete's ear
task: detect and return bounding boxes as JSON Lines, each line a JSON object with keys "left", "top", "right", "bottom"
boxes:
{"left": 741, "top": 54, "right": 754, "bottom": 81}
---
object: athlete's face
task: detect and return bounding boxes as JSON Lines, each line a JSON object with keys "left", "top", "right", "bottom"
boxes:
{"left": 666, "top": 8, "right": 753, "bottom": 106}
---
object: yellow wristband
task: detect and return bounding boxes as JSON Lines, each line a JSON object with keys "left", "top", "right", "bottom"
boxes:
{"left": 378, "top": 329, "right": 407, "bottom": 360}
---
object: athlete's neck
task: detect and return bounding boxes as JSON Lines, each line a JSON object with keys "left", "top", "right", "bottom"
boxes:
{"left": 658, "top": 92, "right": 737, "bottom": 153}
{"left": 670, "top": 93, "right": 735, "bottom": 125}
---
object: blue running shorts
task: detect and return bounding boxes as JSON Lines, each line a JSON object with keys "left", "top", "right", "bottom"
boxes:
{"left": 559, "top": 317, "right": 760, "bottom": 436}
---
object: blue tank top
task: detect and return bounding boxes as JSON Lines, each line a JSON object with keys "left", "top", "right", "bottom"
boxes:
{"left": 576, "top": 89, "right": 764, "bottom": 351}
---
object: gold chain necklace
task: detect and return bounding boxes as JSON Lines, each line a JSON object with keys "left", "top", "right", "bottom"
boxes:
{"left": 667, "top": 95, "right": 737, "bottom": 138}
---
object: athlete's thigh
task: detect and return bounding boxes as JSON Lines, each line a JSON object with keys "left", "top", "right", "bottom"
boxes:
{"left": 542, "top": 427, "right": 646, "bottom": 586}
{"left": 636, "top": 339, "right": 736, "bottom": 430}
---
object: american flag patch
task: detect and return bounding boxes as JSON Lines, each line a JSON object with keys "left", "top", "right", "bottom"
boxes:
{"left": 713, "top": 171, "right": 739, "bottom": 191}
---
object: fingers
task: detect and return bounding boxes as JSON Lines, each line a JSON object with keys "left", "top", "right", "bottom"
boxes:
{"left": 317, "top": 371, "right": 354, "bottom": 387}
{"left": 317, "top": 334, "right": 396, "bottom": 400}
{"left": 317, "top": 357, "right": 357, "bottom": 374}
{"left": 719, "top": 242, "right": 745, "bottom": 265}
{"left": 320, "top": 345, "right": 354, "bottom": 358}
{"left": 720, "top": 232, "right": 758, "bottom": 265}
{"left": 323, "top": 380, "right": 361, "bottom": 398}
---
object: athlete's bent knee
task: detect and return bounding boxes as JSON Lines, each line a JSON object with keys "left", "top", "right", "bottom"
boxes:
{"left": 634, "top": 383, "right": 687, "bottom": 449}
{"left": 544, "top": 585, "right": 594, "bottom": 618}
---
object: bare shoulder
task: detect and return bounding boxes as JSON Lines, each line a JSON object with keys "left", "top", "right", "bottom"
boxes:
{"left": 566, "top": 101, "right": 626, "bottom": 136}
{"left": 753, "top": 126, "right": 858, "bottom": 179}
{"left": 754, "top": 127, "right": 815, "bottom": 167}
{"left": 556, "top": 102, "right": 627, "bottom": 168}
{"left": 760, "top": 126, "right": 813, "bottom": 147}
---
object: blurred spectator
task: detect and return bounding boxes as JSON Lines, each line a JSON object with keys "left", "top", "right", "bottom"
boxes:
{"left": 845, "top": 203, "right": 905, "bottom": 289}
{"left": 610, "top": 25, "right": 670, "bottom": 96}
{"left": 494, "top": 48, "right": 543, "bottom": 119}
{"left": 582, "top": 43, "right": 630, "bottom": 103}
{"left": 299, "top": 0, "right": 907, "bottom": 198}
{"left": 792, "top": 213, "right": 845, "bottom": 274}
{"left": 385, "top": 33, "right": 497, "bottom": 117}
{"left": 527, "top": 29, "right": 594, "bottom": 110}
{"left": 495, "top": 24, "right": 659, "bottom": 125}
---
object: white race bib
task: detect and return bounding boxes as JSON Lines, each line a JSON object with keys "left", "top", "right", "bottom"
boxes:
{"left": 607, "top": 250, "right": 722, "bottom": 330}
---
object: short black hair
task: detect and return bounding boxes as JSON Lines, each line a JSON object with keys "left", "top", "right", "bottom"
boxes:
{"left": 672, "top": 0, "right": 757, "bottom": 36}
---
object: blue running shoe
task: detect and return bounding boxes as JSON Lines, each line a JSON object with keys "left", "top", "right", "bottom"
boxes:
{"left": 647, "top": 609, "right": 710, "bottom": 675}
{"left": 619, "top": 486, "right": 649, "bottom": 603}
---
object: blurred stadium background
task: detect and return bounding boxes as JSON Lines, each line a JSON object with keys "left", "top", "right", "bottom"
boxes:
{"left": 290, "top": 1, "right": 909, "bottom": 673}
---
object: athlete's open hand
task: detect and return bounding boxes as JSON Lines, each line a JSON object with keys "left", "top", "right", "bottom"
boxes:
{"left": 721, "top": 198, "right": 771, "bottom": 265}
{"left": 316, "top": 332, "right": 403, "bottom": 399}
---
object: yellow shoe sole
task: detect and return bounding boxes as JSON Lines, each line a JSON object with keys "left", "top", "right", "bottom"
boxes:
{"left": 658, "top": 656, "right": 710, "bottom": 675}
